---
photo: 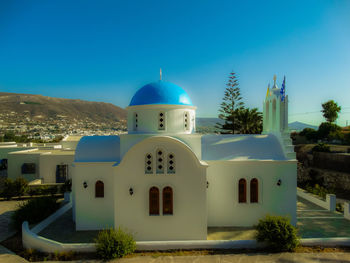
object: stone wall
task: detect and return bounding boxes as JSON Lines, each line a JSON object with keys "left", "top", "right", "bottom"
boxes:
{"left": 298, "top": 164, "right": 350, "bottom": 192}
{"left": 313, "top": 152, "right": 350, "bottom": 173}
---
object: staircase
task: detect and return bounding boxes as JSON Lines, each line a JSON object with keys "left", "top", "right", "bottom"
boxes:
{"left": 280, "top": 131, "right": 296, "bottom": 159}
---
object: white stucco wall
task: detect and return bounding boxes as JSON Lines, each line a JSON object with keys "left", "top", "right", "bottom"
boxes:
{"left": 72, "top": 163, "right": 115, "bottom": 230}
{"left": 119, "top": 134, "right": 203, "bottom": 161}
{"left": 7, "top": 150, "right": 40, "bottom": 182}
{"left": 114, "top": 136, "right": 208, "bottom": 241}
{"left": 39, "top": 153, "right": 74, "bottom": 183}
{"left": 127, "top": 104, "right": 196, "bottom": 134}
{"left": 207, "top": 160, "right": 297, "bottom": 226}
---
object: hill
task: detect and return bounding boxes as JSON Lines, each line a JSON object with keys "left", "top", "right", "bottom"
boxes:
{"left": 288, "top": 121, "right": 318, "bottom": 131}
{"left": 0, "top": 92, "right": 127, "bottom": 123}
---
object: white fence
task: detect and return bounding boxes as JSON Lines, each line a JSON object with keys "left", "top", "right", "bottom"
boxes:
{"left": 297, "top": 188, "right": 336, "bottom": 211}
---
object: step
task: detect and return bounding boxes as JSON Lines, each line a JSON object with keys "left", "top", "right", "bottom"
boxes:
{"left": 286, "top": 152, "right": 296, "bottom": 159}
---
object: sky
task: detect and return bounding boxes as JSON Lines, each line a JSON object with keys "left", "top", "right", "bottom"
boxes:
{"left": 0, "top": 0, "right": 350, "bottom": 126}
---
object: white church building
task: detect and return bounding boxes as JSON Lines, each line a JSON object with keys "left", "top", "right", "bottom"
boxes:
{"left": 72, "top": 77, "right": 297, "bottom": 241}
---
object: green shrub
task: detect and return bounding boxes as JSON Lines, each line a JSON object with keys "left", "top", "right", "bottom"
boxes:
{"left": 336, "top": 203, "right": 344, "bottom": 213}
{"left": 11, "top": 197, "right": 60, "bottom": 230}
{"left": 13, "top": 177, "right": 28, "bottom": 198}
{"left": 312, "top": 143, "right": 330, "bottom": 153}
{"left": 48, "top": 185, "right": 58, "bottom": 196}
{"left": 317, "top": 122, "right": 341, "bottom": 141}
{"left": 95, "top": 228, "right": 136, "bottom": 260}
{"left": 27, "top": 187, "right": 40, "bottom": 197}
{"left": 60, "top": 179, "right": 72, "bottom": 193}
{"left": 300, "top": 128, "right": 318, "bottom": 141}
{"left": 1, "top": 178, "right": 15, "bottom": 200}
{"left": 255, "top": 215, "right": 299, "bottom": 252}
{"left": 305, "top": 184, "right": 333, "bottom": 199}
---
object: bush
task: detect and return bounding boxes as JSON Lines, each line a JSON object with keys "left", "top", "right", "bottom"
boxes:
{"left": 305, "top": 184, "right": 333, "bottom": 199}
{"left": 317, "top": 122, "right": 341, "bottom": 141}
{"left": 336, "top": 203, "right": 344, "bottom": 213}
{"left": 11, "top": 197, "right": 60, "bottom": 230}
{"left": 255, "top": 215, "right": 299, "bottom": 252}
{"left": 1, "top": 178, "right": 15, "bottom": 200}
{"left": 13, "top": 177, "right": 28, "bottom": 198}
{"left": 60, "top": 179, "right": 72, "bottom": 193}
{"left": 95, "top": 228, "right": 136, "bottom": 260}
{"left": 300, "top": 128, "right": 318, "bottom": 141}
{"left": 312, "top": 143, "right": 330, "bottom": 153}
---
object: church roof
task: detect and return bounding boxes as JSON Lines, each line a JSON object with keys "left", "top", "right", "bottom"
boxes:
{"left": 129, "top": 81, "right": 193, "bottom": 106}
{"left": 75, "top": 136, "right": 120, "bottom": 163}
{"left": 201, "top": 134, "right": 286, "bottom": 161}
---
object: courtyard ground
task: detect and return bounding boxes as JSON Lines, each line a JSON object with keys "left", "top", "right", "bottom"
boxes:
{"left": 37, "top": 196, "right": 350, "bottom": 242}
{"left": 0, "top": 200, "right": 21, "bottom": 242}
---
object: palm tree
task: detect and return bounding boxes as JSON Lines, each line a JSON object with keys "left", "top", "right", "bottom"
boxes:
{"left": 236, "top": 108, "right": 263, "bottom": 134}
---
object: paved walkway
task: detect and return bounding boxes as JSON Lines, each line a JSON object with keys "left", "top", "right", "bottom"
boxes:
{"left": 297, "top": 196, "right": 350, "bottom": 238}
{"left": 0, "top": 200, "right": 21, "bottom": 242}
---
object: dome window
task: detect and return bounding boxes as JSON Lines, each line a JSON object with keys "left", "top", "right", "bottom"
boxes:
{"left": 134, "top": 113, "right": 138, "bottom": 131}
{"left": 145, "top": 153, "right": 153, "bottom": 174}
{"left": 184, "top": 112, "right": 190, "bottom": 131}
{"left": 156, "top": 149, "right": 164, "bottom": 174}
{"left": 158, "top": 112, "right": 165, "bottom": 130}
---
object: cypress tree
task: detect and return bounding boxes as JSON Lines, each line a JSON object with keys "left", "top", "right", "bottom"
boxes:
{"left": 216, "top": 71, "right": 244, "bottom": 134}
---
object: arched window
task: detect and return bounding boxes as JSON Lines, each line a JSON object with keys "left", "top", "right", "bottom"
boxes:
{"left": 250, "top": 178, "right": 259, "bottom": 203}
{"left": 167, "top": 153, "right": 175, "bottom": 174}
{"left": 163, "top": 187, "right": 173, "bottom": 215}
{"left": 149, "top": 187, "right": 159, "bottom": 215}
{"left": 156, "top": 149, "right": 164, "bottom": 174}
{"left": 145, "top": 153, "right": 153, "bottom": 174}
{"left": 158, "top": 112, "right": 165, "bottom": 130}
{"left": 238, "top": 179, "right": 246, "bottom": 203}
{"left": 95, "top": 180, "right": 104, "bottom": 198}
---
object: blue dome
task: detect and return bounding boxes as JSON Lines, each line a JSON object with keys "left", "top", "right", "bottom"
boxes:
{"left": 129, "top": 81, "right": 193, "bottom": 106}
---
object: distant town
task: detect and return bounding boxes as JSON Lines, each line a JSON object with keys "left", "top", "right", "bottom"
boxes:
{"left": 0, "top": 110, "right": 127, "bottom": 142}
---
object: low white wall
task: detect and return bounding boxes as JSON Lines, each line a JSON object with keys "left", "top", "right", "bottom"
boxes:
{"left": 297, "top": 188, "right": 336, "bottom": 211}
{"left": 345, "top": 202, "right": 350, "bottom": 220}
{"left": 28, "top": 179, "right": 43, "bottom": 185}
{"left": 136, "top": 240, "right": 262, "bottom": 250}
{"left": 23, "top": 222, "right": 95, "bottom": 253}
{"left": 21, "top": 229, "right": 350, "bottom": 253}
{"left": 301, "top": 237, "right": 350, "bottom": 247}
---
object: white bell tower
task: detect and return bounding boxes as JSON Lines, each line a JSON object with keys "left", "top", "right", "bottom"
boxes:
{"left": 263, "top": 75, "right": 288, "bottom": 134}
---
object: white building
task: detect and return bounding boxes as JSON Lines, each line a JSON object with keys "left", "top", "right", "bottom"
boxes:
{"left": 72, "top": 78, "right": 297, "bottom": 241}
{"left": 3, "top": 136, "right": 81, "bottom": 184}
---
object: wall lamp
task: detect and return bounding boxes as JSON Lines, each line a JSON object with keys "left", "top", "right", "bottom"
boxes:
{"left": 129, "top": 187, "right": 134, "bottom": 196}
{"left": 83, "top": 181, "right": 88, "bottom": 188}
{"left": 277, "top": 179, "right": 282, "bottom": 186}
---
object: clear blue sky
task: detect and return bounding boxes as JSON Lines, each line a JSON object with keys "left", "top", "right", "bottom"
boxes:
{"left": 1, "top": 0, "right": 350, "bottom": 126}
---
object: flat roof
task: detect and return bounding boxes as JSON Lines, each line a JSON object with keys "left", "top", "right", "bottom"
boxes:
{"left": 9, "top": 148, "right": 75, "bottom": 156}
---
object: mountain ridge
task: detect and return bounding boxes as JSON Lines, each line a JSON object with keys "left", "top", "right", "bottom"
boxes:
{"left": 0, "top": 92, "right": 127, "bottom": 123}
